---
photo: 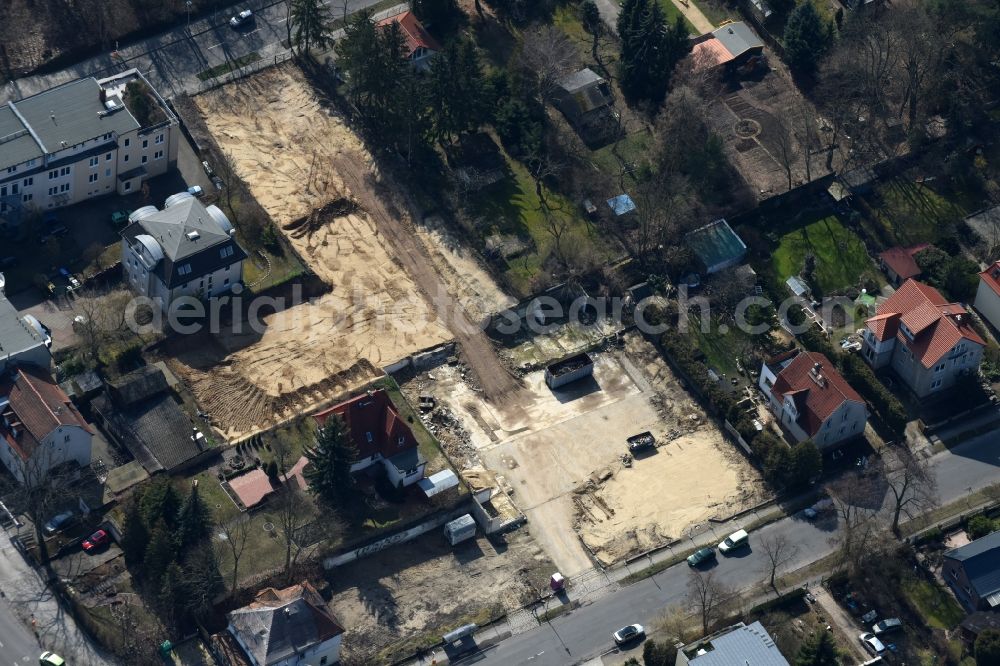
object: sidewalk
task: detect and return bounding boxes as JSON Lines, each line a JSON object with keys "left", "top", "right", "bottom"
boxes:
{"left": 670, "top": 0, "right": 715, "bottom": 34}
{"left": 0, "top": 531, "right": 112, "bottom": 665}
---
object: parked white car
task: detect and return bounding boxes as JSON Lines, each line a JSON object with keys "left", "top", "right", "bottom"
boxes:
{"left": 229, "top": 9, "right": 253, "bottom": 27}
{"left": 718, "top": 529, "right": 749, "bottom": 554}
{"left": 859, "top": 632, "right": 886, "bottom": 656}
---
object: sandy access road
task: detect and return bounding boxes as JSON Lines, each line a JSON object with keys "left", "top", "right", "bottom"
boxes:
{"left": 183, "top": 65, "right": 516, "bottom": 438}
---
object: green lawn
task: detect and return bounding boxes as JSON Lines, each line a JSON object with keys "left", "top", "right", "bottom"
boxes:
{"left": 772, "top": 215, "right": 873, "bottom": 297}
{"left": 243, "top": 244, "right": 306, "bottom": 292}
{"left": 866, "top": 177, "right": 973, "bottom": 247}
{"left": 901, "top": 576, "right": 965, "bottom": 630}
{"left": 656, "top": 0, "right": 698, "bottom": 33}
{"left": 590, "top": 131, "right": 653, "bottom": 187}
{"left": 688, "top": 314, "right": 755, "bottom": 377}
{"left": 469, "top": 154, "right": 615, "bottom": 296}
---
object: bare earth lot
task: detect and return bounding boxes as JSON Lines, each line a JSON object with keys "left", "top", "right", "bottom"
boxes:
{"left": 173, "top": 66, "right": 455, "bottom": 438}
{"left": 328, "top": 529, "right": 552, "bottom": 664}
{"left": 406, "top": 332, "right": 768, "bottom": 574}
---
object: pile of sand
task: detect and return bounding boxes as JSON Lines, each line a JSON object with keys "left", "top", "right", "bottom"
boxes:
{"left": 181, "top": 65, "right": 452, "bottom": 438}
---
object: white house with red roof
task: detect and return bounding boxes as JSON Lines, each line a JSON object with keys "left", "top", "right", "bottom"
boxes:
{"left": 0, "top": 365, "right": 91, "bottom": 484}
{"left": 759, "top": 350, "right": 867, "bottom": 448}
{"left": 862, "top": 279, "right": 984, "bottom": 397}
{"left": 878, "top": 243, "right": 930, "bottom": 286}
{"left": 376, "top": 11, "right": 441, "bottom": 71}
{"left": 974, "top": 260, "right": 1000, "bottom": 333}
{"left": 313, "top": 388, "right": 426, "bottom": 488}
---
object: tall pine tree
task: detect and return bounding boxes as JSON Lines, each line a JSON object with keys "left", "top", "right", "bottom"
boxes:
{"left": 290, "top": 0, "right": 332, "bottom": 55}
{"left": 143, "top": 521, "right": 178, "bottom": 590}
{"left": 120, "top": 499, "right": 149, "bottom": 566}
{"left": 618, "top": 0, "right": 689, "bottom": 108}
{"left": 783, "top": 2, "right": 831, "bottom": 77}
{"left": 177, "top": 485, "right": 213, "bottom": 550}
{"left": 305, "top": 414, "right": 358, "bottom": 507}
{"left": 795, "top": 630, "right": 840, "bottom": 666}
{"left": 140, "top": 478, "right": 181, "bottom": 529}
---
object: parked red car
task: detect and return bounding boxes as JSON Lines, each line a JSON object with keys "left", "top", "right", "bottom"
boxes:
{"left": 81, "top": 529, "right": 110, "bottom": 552}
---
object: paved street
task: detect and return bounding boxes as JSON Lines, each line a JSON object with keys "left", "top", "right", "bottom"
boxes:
{"left": 0, "top": 0, "right": 396, "bottom": 104}
{"left": 445, "top": 430, "right": 1000, "bottom": 666}
{"left": 0, "top": 531, "right": 110, "bottom": 665}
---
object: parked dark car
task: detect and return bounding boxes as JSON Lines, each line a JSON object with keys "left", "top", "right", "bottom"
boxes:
{"left": 687, "top": 547, "right": 716, "bottom": 567}
{"left": 43, "top": 511, "right": 75, "bottom": 535}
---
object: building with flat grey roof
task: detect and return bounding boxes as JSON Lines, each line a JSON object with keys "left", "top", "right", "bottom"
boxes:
{"left": 676, "top": 622, "right": 789, "bottom": 666}
{"left": 121, "top": 192, "right": 246, "bottom": 311}
{"left": 0, "top": 292, "right": 51, "bottom": 373}
{"left": 0, "top": 69, "right": 178, "bottom": 229}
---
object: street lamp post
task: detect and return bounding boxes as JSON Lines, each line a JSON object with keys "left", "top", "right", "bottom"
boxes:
{"left": 186, "top": 1, "right": 193, "bottom": 30}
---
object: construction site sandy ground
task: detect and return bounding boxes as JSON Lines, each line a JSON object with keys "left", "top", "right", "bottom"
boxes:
{"left": 327, "top": 528, "right": 552, "bottom": 664}
{"left": 171, "top": 64, "right": 517, "bottom": 438}
{"left": 404, "top": 331, "right": 768, "bottom": 575}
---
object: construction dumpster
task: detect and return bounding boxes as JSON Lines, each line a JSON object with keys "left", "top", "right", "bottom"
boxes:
{"left": 544, "top": 352, "right": 594, "bottom": 389}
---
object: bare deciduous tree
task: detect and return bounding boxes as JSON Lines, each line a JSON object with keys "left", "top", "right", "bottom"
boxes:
{"left": 72, "top": 288, "right": 135, "bottom": 365}
{"left": 760, "top": 533, "right": 799, "bottom": 593}
{"left": 828, "top": 472, "right": 886, "bottom": 572}
{"left": 884, "top": 450, "right": 937, "bottom": 537}
{"left": 516, "top": 25, "right": 577, "bottom": 104}
{"left": 271, "top": 487, "right": 318, "bottom": 581}
{"left": 217, "top": 513, "right": 252, "bottom": 593}
{"left": 686, "top": 570, "right": 733, "bottom": 635}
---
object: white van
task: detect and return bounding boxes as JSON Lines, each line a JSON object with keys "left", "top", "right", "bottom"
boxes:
{"left": 718, "top": 529, "right": 749, "bottom": 554}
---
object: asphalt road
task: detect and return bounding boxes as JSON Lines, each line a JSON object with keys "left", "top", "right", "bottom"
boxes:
{"left": 0, "top": 0, "right": 396, "bottom": 104}
{"left": 467, "top": 429, "right": 1000, "bottom": 666}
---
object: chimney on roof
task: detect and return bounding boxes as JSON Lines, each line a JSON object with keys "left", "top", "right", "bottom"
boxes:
{"left": 50, "top": 111, "right": 56, "bottom": 124}
{"left": 100, "top": 88, "right": 107, "bottom": 103}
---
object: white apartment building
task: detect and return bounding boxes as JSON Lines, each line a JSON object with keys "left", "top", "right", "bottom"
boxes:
{"left": 0, "top": 69, "right": 178, "bottom": 230}
{"left": 121, "top": 193, "right": 246, "bottom": 312}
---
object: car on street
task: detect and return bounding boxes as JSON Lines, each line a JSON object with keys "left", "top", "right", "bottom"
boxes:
{"left": 872, "top": 618, "right": 903, "bottom": 636}
{"left": 718, "top": 528, "right": 749, "bottom": 554}
{"left": 859, "top": 632, "right": 886, "bottom": 656}
{"left": 229, "top": 9, "right": 253, "bottom": 27}
{"left": 82, "top": 529, "right": 111, "bottom": 552}
{"left": 612, "top": 623, "right": 645, "bottom": 645}
{"left": 43, "top": 511, "right": 75, "bottom": 535}
{"left": 187, "top": 185, "right": 204, "bottom": 197}
{"left": 687, "top": 547, "right": 716, "bottom": 567}
{"left": 39, "top": 652, "right": 66, "bottom": 666}
{"left": 202, "top": 160, "right": 214, "bottom": 177}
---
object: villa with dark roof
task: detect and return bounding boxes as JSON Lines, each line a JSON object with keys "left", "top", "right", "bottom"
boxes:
{"left": 0, "top": 69, "right": 177, "bottom": 228}
{"left": 759, "top": 350, "right": 867, "bottom": 448}
{"left": 92, "top": 365, "right": 212, "bottom": 474}
{"left": 121, "top": 192, "right": 246, "bottom": 311}
{"left": 862, "top": 279, "right": 984, "bottom": 398}
{"left": 0, "top": 365, "right": 91, "bottom": 484}
{"left": 944, "top": 531, "right": 1000, "bottom": 611}
{"left": 224, "top": 581, "right": 344, "bottom": 666}
{"left": 314, "top": 388, "right": 426, "bottom": 488}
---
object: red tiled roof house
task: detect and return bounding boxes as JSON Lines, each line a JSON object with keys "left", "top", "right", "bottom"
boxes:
{"left": 974, "top": 260, "right": 1000, "bottom": 333}
{"left": 759, "top": 351, "right": 867, "bottom": 448}
{"left": 0, "top": 365, "right": 92, "bottom": 484}
{"left": 862, "top": 279, "right": 984, "bottom": 398}
{"left": 376, "top": 11, "right": 441, "bottom": 72}
{"left": 314, "top": 388, "right": 426, "bottom": 488}
{"left": 878, "top": 244, "right": 931, "bottom": 286}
